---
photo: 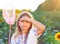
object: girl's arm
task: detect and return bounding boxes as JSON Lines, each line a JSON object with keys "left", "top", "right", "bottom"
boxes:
{"left": 20, "top": 16, "right": 45, "bottom": 35}
{"left": 30, "top": 19, "right": 45, "bottom": 35}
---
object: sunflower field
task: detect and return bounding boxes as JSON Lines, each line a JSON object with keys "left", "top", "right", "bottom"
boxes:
{"left": 0, "top": 9, "right": 60, "bottom": 44}
{"left": 31, "top": 11, "right": 60, "bottom": 44}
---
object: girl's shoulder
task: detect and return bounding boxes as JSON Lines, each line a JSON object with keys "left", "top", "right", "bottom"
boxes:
{"left": 29, "top": 27, "right": 37, "bottom": 35}
{"left": 30, "top": 27, "right": 37, "bottom": 32}
{"left": 30, "top": 27, "right": 42, "bottom": 38}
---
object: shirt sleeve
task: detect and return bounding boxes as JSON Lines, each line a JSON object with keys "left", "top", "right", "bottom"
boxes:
{"left": 33, "top": 28, "right": 42, "bottom": 38}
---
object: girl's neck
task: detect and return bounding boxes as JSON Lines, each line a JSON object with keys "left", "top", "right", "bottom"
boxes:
{"left": 22, "top": 30, "right": 28, "bottom": 35}
{"left": 21, "top": 29, "right": 28, "bottom": 35}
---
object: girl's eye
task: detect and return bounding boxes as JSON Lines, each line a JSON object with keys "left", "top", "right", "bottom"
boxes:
{"left": 26, "top": 21, "right": 29, "bottom": 22}
{"left": 20, "top": 20, "right": 24, "bottom": 22}
{"left": 20, "top": 20, "right": 29, "bottom": 23}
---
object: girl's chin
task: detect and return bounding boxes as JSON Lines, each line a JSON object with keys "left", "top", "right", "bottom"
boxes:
{"left": 20, "top": 26, "right": 29, "bottom": 30}
{"left": 21, "top": 27, "right": 29, "bottom": 30}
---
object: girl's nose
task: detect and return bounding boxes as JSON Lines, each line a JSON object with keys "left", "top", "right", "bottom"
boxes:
{"left": 23, "top": 21, "right": 27, "bottom": 24}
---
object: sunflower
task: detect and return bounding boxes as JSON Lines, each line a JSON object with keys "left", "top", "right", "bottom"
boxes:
{"left": 15, "top": 9, "right": 22, "bottom": 19}
{"left": 0, "top": 18, "right": 4, "bottom": 23}
{"left": 55, "top": 32, "right": 60, "bottom": 41}
{"left": 15, "top": 9, "right": 21, "bottom": 15}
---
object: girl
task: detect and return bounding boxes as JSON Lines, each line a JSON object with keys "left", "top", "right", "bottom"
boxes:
{"left": 11, "top": 11, "right": 45, "bottom": 44}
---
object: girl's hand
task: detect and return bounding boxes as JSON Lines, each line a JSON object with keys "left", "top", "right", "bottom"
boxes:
{"left": 20, "top": 16, "right": 45, "bottom": 36}
{"left": 20, "top": 16, "right": 32, "bottom": 22}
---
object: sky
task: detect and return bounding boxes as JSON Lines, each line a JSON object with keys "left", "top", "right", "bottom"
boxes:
{"left": 0, "top": 0, "right": 45, "bottom": 11}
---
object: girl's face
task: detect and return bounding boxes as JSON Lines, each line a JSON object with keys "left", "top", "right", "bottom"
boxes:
{"left": 19, "top": 16, "right": 31, "bottom": 31}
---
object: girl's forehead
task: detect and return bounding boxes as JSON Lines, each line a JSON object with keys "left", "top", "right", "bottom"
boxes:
{"left": 20, "top": 20, "right": 29, "bottom": 22}
{"left": 19, "top": 20, "right": 31, "bottom": 23}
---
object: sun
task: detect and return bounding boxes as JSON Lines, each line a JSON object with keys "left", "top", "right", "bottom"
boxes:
{"left": 55, "top": 32, "right": 60, "bottom": 41}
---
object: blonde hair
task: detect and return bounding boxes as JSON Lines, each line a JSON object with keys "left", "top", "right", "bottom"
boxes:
{"left": 12, "top": 11, "right": 34, "bottom": 40}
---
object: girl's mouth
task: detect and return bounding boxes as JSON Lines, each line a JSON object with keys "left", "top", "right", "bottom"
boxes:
{"left": 22, "top": 26, "right": 27, "bottom": 27}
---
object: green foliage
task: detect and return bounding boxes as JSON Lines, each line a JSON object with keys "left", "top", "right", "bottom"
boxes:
{"left": 31, "top": 11, "right": 60, "bottom": 44}
{"left": 0, "top": 10, "right": 9, "bottom": 44}
{"left": 0, "top": 9, "right": 60, "bottom": 44}
{"left": 0, "top": 10, "right": 15, "bottom": 44}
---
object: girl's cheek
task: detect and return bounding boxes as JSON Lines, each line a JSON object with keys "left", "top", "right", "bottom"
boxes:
{"left": 19, "top": 21, "right": 24, "bottom": 27}
{"left": 19, "top": 21, "right": 22, "bottom": 24}
{"left": 19, "top": 21, "right": 22, "bottom": 26}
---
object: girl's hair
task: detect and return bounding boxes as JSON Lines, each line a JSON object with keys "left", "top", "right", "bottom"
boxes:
{"left": 12, "top": 11, "right": 34, "bottom": 40}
